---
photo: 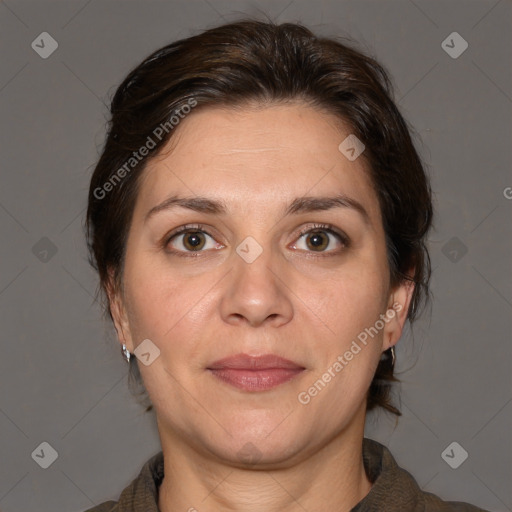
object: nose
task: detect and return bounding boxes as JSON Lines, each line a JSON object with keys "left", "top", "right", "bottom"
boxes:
{"left": 219, "top": 244, "right": 294, "bottom": 328}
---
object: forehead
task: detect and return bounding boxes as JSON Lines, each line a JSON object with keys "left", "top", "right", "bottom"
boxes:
{"left": 135, "top": 103, "right": 381, "bottom": 222}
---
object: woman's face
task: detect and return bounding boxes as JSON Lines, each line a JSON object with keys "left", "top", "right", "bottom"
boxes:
{"left": 109, "top": 102, "right": 412, "bottom": 466}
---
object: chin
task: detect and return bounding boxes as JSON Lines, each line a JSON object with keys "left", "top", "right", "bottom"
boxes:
{"left": 202, "top": 414, "right": 308, "bottom": 465}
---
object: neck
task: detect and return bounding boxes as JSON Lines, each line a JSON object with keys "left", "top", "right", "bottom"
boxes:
{"left": 157, "top": 413, "right": 372, "bottom": 512}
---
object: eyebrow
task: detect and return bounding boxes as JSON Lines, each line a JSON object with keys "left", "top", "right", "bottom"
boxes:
{"left": 144, "top": 194, "right": 370, "bottom": 225}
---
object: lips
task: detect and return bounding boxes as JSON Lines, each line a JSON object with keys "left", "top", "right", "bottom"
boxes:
{"left": 207, "top": 353, "right": 304, "bottom": 371}
{"left": 207, "top": 353, "right": 305, "bottom": 392}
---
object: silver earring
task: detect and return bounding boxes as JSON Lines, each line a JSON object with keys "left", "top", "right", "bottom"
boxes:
{"left": 390, "top": 346, "right": 396, "bottom": 366}
{"left": 122, "top": 343, "right": 131, "bottom": 363}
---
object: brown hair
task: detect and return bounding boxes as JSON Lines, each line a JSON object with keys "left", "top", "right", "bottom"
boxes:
{"left": 85, "top": 19, "right": 433, "bottom": 416}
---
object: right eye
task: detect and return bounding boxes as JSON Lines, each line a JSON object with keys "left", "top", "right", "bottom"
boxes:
{"left": 164, "top": 224, "right": 224, "bottom": 256}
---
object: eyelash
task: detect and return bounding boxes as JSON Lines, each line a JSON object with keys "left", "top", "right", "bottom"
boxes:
{"left": 163, "top": 223, "right": 350, "bottom": 258}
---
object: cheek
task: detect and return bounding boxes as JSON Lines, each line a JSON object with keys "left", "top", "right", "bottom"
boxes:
{"left": 319, "top": 263, "right": 388, "bottom": 335}
{"left": 303, "top": 262, "right": 389, "bottom": 399}
{"left": 124, "top": 276, "right": 170, "bottom": 339}
{"left": 123, "top": 255, "right": 220, "bottom": 346}
{"left": 297, "top": 290, "right": 385, "bottom": 421}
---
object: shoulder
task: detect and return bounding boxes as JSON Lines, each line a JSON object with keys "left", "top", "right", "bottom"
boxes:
{"left": 422, "top": 491, "right": 489, "bottom": 511}
{"left": 357, "top": 438, "right": 490, "bottom": 512}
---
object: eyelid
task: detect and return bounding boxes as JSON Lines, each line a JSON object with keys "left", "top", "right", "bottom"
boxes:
{"left": 164, "top": 223, "right": 218, "bottom": 244}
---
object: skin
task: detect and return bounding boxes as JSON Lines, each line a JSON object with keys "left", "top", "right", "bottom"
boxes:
{"left": 108, "top": 102, "right": 414, "bottom": 512}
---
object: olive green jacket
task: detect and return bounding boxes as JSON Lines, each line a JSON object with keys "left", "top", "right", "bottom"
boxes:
{"left": 83, "top": 438, "right": 490, "bottom": 512}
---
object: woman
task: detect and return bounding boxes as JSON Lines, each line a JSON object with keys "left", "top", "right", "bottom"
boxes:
{"left": 84, "top": 19, "right": 488, "bottom": 512}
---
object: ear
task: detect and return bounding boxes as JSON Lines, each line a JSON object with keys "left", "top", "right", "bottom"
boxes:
{"left": 381, "top": 273, "right": 415, "bottom": 352}
{"left": 106, "top": 267, "right": 134, "bottom": 353}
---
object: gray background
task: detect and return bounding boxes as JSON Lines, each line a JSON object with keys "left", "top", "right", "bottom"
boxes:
{"left": 0, "top": 0, "right": 510, "bottom": 511}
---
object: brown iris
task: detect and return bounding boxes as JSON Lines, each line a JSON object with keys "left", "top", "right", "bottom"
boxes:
{"left": 182, "top": 231, "right": 206, "bottom": 251}
{"left": 305, "top": 231, "right": 329, "bottom": 251}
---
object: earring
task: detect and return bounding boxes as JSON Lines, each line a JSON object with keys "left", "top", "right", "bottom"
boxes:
{"left": 390, "top": 346, "right": 396, "bottom": 366}
{"left": 121, "top": 343, "right": 131, "bottom": 363}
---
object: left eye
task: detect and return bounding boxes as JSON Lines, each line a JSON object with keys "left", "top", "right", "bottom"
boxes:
{"left": 292, "top": 229, "right": 344, "bottom": 252}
